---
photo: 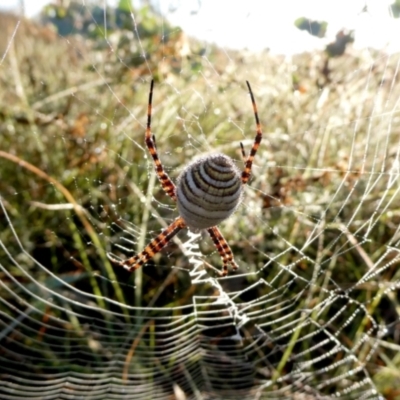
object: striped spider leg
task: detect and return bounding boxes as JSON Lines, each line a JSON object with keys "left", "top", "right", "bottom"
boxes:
{"left": 107, "top": 80, "right": 262, "bottom": 276}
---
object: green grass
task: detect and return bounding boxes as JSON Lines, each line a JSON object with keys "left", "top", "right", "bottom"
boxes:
{"left": 1, "top": 10, "right": 400, "bottom": 398}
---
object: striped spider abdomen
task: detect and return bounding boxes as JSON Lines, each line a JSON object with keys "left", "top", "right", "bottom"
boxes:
{"left": 176, "top": 154, "right": 243, "bottom": 232}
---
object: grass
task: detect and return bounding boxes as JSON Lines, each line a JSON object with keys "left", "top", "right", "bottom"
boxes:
{"left": 1, "top": 9, "right": 400, "bottom": 398}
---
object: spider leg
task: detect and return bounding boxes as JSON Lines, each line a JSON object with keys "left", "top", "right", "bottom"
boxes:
{"left": 240, "top": 142, "right": 246, "bottom": 164}
{"left": 207, "top": 227, "right": 239, "bottom": 276}
{"left": 108, "top": 217, "right": 186, "bottom": 272}
{"left": 146, "top": 80, "right": 177, "bottom": 201}
{"left": 241, "top": 81, "right": 263, "bottom": 185}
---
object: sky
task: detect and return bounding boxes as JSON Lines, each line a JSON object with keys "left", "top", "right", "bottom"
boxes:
{"left": 1, "top": 0, "right": 400, "bottom": 54}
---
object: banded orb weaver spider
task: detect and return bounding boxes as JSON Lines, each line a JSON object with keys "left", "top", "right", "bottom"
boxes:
{"left": 108, "top": 80, "right": 262, "bottom": 276}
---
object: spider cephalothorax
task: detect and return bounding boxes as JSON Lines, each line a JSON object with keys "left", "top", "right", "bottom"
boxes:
{"left": 108, "top": 80, "right": 262, "bottom": 276}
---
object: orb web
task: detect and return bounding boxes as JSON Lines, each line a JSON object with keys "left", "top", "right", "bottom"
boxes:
{"left": 0, "top": 2, "right": 399, "bottom": 399}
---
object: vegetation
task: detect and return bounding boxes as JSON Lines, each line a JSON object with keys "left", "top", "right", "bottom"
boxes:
{"left": 1, "top": 3, "right": 399, "bottom": 398}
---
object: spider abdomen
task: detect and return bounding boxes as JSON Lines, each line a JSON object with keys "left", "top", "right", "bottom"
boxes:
{"left": 176, "top": 154, "right": 243, "bottom": 231}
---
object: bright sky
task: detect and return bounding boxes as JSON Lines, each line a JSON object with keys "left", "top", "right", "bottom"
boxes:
{"left": 1, "top": 0, "right": 400, "bottom": 54}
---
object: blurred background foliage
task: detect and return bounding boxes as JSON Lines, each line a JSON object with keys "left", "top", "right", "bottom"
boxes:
{"left": 1, "top": 0, "right": 400, "bottom": 397}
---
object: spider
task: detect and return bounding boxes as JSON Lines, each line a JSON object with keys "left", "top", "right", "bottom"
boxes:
{"left": 108, "top": 80, "right": 262, "bottom": 276}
